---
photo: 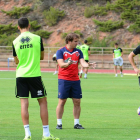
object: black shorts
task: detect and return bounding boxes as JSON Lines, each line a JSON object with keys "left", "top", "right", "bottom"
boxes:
{"left": 85, "top": 60, "right": 89, "bottom": 63}
{"left": 15, "top": 76, "right": 47, "bottom": 98}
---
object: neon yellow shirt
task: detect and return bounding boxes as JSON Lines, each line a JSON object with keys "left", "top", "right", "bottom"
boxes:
{"left": 76, "top": 45, "right": 81, "bottom": 50}
{"left": 80, "top": 44, "right": 90, "bottom": 60}
{"left": 13, "top": 31, "right": 42, "bottom": 77}
{"left": 113, "top": 48, "right": 122, "bottom": 58}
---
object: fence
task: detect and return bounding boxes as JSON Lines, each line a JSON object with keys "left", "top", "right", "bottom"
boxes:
{"left": 0, "top": 46, "right": 139, "bottom": 69}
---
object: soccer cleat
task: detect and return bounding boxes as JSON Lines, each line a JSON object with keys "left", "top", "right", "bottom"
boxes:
{"left": 56, "top": 124, "right": 62, "bottom": 129}
{"left": 79, "top": 73, "right": 82, "bottom": 78}
{"left": 115, "top": 74, "right": 118, "bottom": 77}
{"left": 23, "top": 136, "right": 31, "bottom": 140}
{"left": 84, "top": 77, "right": 87, "bottom": 79}
{"left": 121, "top": 73, "right": 123, "bottom": 77}
{"left": 42, "top": 134, "right": 60, "bottom": 140}
{"left": 74, "top": 124, "right": 85, "bottom": 129}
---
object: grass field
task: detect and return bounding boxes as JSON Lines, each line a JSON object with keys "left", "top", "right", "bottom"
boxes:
{"left": 1, "top": 71, "right": 140, "bottom": 140}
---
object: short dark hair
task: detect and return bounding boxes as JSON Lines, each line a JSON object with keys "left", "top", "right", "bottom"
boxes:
{"left": 115, "top": 43, "right": 118, "bottom": 45}
{"left": 84, "top": 40, "right": 88, "bottom": 44}
{"left": 65, "top": 33, "right": 79, "bottom": 44}
{"left": 18, "top": 17, "right": 29, "bottom": 29}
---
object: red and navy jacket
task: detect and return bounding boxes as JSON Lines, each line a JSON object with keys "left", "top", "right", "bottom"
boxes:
{"left": 56, "top": 46, "right": 83, "bottom": 81}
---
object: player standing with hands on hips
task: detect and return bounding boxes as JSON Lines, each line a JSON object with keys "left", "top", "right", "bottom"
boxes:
{"left": 12, "top": 17, "right": 59, "bottom": 140}
{"left": 113, "top": 43, "right": 123, "bottom": 77}
{"left": 56, "top": 33, "right": 96, "bottom": 129}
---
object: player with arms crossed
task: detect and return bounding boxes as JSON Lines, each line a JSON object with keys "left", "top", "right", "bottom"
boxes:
{"left": 56, "top": 33, "right": 96, "bottom": 129}
{"left": 113, "top": 43, "right": 123, "bottom": 77}
{"left": 12, "top": 17, "right": 59, "bottom": 140}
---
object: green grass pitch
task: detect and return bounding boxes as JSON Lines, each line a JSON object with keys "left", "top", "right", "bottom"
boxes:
{"left": 1, "top": 71, "right": 140, "bottom": 140}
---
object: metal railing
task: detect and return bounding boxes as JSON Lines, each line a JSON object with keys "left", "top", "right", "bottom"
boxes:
{"left": 0, "top": 46, "right": 139, "bottom": 69}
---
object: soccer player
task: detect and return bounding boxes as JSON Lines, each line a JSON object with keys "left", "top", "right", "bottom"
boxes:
{"left": 128, "top": 46, "right": 140, "bottom": 140}
{"left": 56, "top": 33, "right": 96, "bottom": 129}
{"left": 52, "top": 53, "right": 58, "bottom": 75}
{"left": 76, "top": 42, "right": 81, "bottom": 50}
{"left": 113, "top": 43, "right": 123, "bottom": 77}
{"left": 79, "top": 40, "right": 90, "bottom": 79}
{"left": 12, "top": 17, "right": 59, "bottom": 140}
{"left": 128, "top": 45, "right": 140, "bottom": 75}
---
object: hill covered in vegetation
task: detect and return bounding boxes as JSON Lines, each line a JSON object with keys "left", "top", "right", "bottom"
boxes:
{"left": 0, "top": 0, "right": 140, "bottom": 48}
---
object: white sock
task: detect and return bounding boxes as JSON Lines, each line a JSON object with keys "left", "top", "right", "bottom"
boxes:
{"left": 74, "top": 119, "right": 79, "bottom": 125}
{"left": 57, "top": 119, "right": 62, "bottom": 125}
{"left": 80, "top": 70, "right": 83, "bottom": 73}
{"left": 43, "top": 125, "right": 50, "bottom": 137}
{"left": 24, "top": 125, "right": 31, "bottom": 137}
{"left": 84, "top": 74, "right": 87, "bottom": 77}
{"left": 116, "top": 74, "right": 118, "bottom": 76}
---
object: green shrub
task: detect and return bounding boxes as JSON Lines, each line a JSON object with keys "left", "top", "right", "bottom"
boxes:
{"left": 1, "top": 6, "right": 31, "bottom": 18}
{"left": 94, "top": 6, "right": 108, "bottom": 16}
{"left": 85, "top": 36, "right": 93, "bottom": 45}
{"left": 34, "top": 30, "right": 52, "bottom": 39}
{"left": 106, "top": 1, "right": 111, "bottom": 10}
{"left": 0, "top": 33, "right": 18, "bottom": 46}
{"left": 74, "top": 30, "right": 83, "bottom": 37}
{"left": 84, "top": 5, "right": 108, "bottom": 18}
{"left": 127, "top": 15, "right": 140, "bottom": 33}
{"left": 93, "top": 19, "right": 124, "bottom": 32}
{"left": 84, "top": 6, "right": 95, "bottom": 18}
{"left": 92, "top": 37, "right": 108, "bottom": 47}
{"left": 0, "top": 24, "right": 18, "bottom": 35}
{"left": 30, "top": 21, "right": 41, "bottom": 30}
{"left": 120, "top": 9, "right": 137, "bottom": 21}
{"left": 128, "top": 24, "right": 140, "bottom": 33}
{"left": 43, "top": 6, "right": 65, "bottom": 26}
{"left": 61, "top": 33, "right": 68, "bottom": 39}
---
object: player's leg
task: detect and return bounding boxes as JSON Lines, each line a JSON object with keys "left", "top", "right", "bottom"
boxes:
{"left": 20, "top": 98, "right": 31, "bottom": 140}
{"left": 16, "top": 78, "right": 31, "bottom": 140}
{"left": 84, "top": 67, "right": 88, "bottom": 79}
{"left": 37, "top": 97, "right": 50, "bottom": 137}
{"left": 119, "top": 57, "right": 123, "bottom": 77}
{"left": 20, "top": 98, "right": 29, "bottom": 125}
{"left": 79, "top": 65, "right": 83, "bottom": 78}
{"left": 28, "top": 77, "right": 59, "bottom": 140}
{"left": 72, "top": 98, "right": 84, "bottom": 129}
{"left": 84, "top": 60, "right": 89, "bottom": 79}
{"left": 114, "top": 65, "right": 118, "bottom": 77}
{"left": 72, "top": 98, "right": 81, "bottom": 119}
{"left": 71, "top": 80, "right": 84, "bottom": 129}
{"left": 56, "top": 98, "right": 67, "bottom": 129}
{"left": 120, "top": 66, "right": 123, "bottom": 77}
{"left": 56, "top": 79, "right": 71, "bottom": 129}
{"left": 38, "top": 97, "right": 48, "bottom": 125}
{"left": 53, "top": 63, "right": 58, "bottom": 75}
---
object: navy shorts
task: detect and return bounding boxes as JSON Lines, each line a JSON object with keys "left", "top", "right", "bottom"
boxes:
{"left": 16, "top": 76, "right": 47, "bottom": 98}
{"left": 58, "top": 79, "right": 82, "bottom": 99}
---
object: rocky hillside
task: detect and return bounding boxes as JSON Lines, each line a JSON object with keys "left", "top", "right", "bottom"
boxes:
{"left": 0, "top": 0, "right": 139, "bottom": 47}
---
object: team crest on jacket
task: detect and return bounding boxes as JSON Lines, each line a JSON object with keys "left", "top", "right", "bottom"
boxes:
{"left": 76, "top": 52, "right": 80, "bottom": 57}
